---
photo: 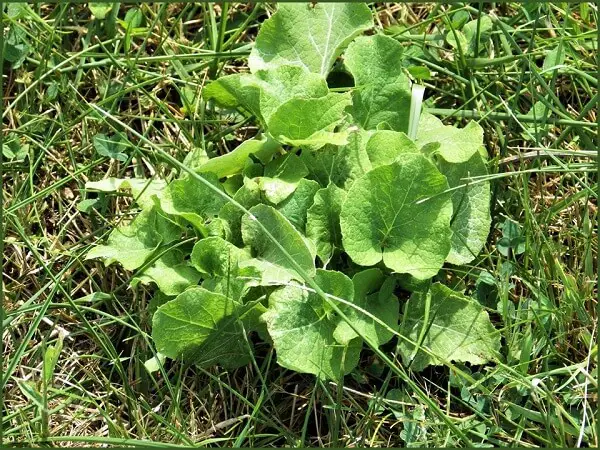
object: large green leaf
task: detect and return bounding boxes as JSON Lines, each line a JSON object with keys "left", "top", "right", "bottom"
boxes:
{"left": 191, "top": 237, "right": 266, "bottom": 300}
{"left": 201, "top": 264, "right": 266, "bottom": 304}
{"left": 132, "top": 249, "right": 201, "bottom": 296}
{"left": 306, "top": 183, "right": 347, "bottom": 263}
{"left": 203, "top": 65, "right": 329, "bottom": 125}
{"left": 262, "top": 269, "right": 362, "bottom": 379}
{"left": 196, "top": 135, "right": 281, "bottom": 179}
{"left": 154, "top": 173, "right": 227, "bottom": 232}
{"left": 345, "top": 35, "right": 412, "bottom": 133}
{"left": 416, "top": 113, "right": 484, "bottom": 163}
{"left": 219, "top": 178, "right": 263, "bottom": 246}
{"left": 242, "top": 204, "right": 316, "bottom": 281}
{"left": 299, "top": 145, "right": 339, "bottom": 187}
{"left": 253, "top": 65, "right": 330, "bottom": 123}
{"left": 236, "top": 258, "right": 295, "bottom": 287}
{"left": 309, "top": 128, "right": 414, "bottom": 188}
{"left": 249, "top": 3, "right": 373, "bottom": 76}
{"left": 191, "top": 237, "right": 250, "bottom": 277}
{"left": 366, "top": 130, "right": 419, "bottom": 168}
{"left": 267, "top": 93, "right": 352, "bottom": 149}
{"left": 398, "top": 283, "right": 501, "bottom": 371}
{"left": 276, "top": 178, "right": 320, "bottom": 232}
{"left": 257, "top": 153, "right": 309, "bottom": 204}
{"left": 332, "top": 129, "right": 373, "bottom": 189}
{"left": 440, "top": 151, "right": 491, "bottom": 265}
{"left": 86, "top": 207, "right": 180, "bottom": 271}
{"left": 299, "top": 130, "right": 373, "bottom": 189}
{"left": 152, "top": 287, "right": 258, "bottom": 369}
{"left": 340, "top": 155, "right": 453, "bottom": 279}
{"left": 202, "top": 72, "right": 261, "bottom": 117}
{"left": 333, "top": 268, "right": 399, "bottom": 347}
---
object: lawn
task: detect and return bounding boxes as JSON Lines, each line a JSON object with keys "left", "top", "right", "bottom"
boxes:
{"left": 1, "top": 2, "right": 597, "bottom": 447}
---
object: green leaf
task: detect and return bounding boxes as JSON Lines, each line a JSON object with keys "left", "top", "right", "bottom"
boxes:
{"left": 2, "top": 136, "right": 28, "bottom": 162}
{"left": 416, "top": 113, "right": 484, "bottom": 163}
{"left": 462, "top": 16, "right": 493, "bottom": 56}
{"left": 439, "top": 151, "right": 491, "bottom": 265}
{"left": 306, "top": 183, "right": 347, "bottom": 263}
{"left": 543, "top": 45, "right": 565, "bottom": 74}
{"left": 446, "top": 30, "right": 468, "bottom": 53}
{"left": 242, "top": 204, "right": 316, "bottom": 281}
{"left": 89, "top": 2, "right": 113, "bottom": 19}
{"left": 262, "top": 269, "right": 362, "bottom": 379}
{"left": 154, "top": 173, "right": 227, "bottom": 232}
{"left": 332, "top": 129, "right": 373, "bottom": 189}
{"left": 257, "top": 153, "right": 309, "bottom": 204}
{"left": 86, "top": 207, "right": 180, "bottom": 271}
{"left": 197, "top": 135, "right": 280, "bottom": 179}
{"left": 496, "top": 219, "right": 526, "bottom": 257}
{"left": 191, "top": 238, "right": 268, "bottom": 301}
{"left": 203, "top": 72, "right": 261, "bottom": 116}
{"left": 300, "top": 132, "right": 373, "bottom": 189}
{"left": 447, "top": 16, "right": 493, "bottom": 57}
{"left": 6, "top": 4, "right": 29, "bottom": 20}
{"left": 252, "top": 65, "right": 330, "bottom": 123}
{"left": 340, "top": 154, "right": 452, "bottom": 279}
{"left": 249, "top": 3, "right": 373, "bottom": 76}
{"left": 396, "top": 273, "right": 430, "bottom": 293}
{"left": 191, "top": 236, "right": 250, "bottom": 277}
{"left": 205, "top": 217, "right": 231, "bottom": 240}
{"left": 143, "top": 352, "right": 166, "bottom": 373}
{"left": 267, "top": 93, "right": 352, "bottom": 149}
{"left": 202, "top": 269, "right": 260, "bottom": 304}
{"left": 93, "top": 133, "right": 128, "bottom": 162}
{"left": 398, "top": 283, "right": 501, "bottom": 371}
{"left": 123, "top": 7, "right": 143, "bottom": 29}
{"left": 333, "top": 268, "right": 399, "bottom": 346}
{"left": 199, "top": 274, "right": 238, "bottom": 304}
{"left": 236, "top": 258, "right": 296, "bottom": 288}
{"left": 204, "top": 65, "right": 329, "bottom": 126}
{"left": 47, "top": 81, "right": 60, "bottom": 101}
{"left": 406, "top": 66, "right": 432, "bottom": 81}
{"left": 16, "top": 380, "right": 44, "bottom": 410}
{"left": 85, "top": 177, "right": 167, "bottom": 209}
{"left": 521, "top": 102, "right": 550, "bottom": 141}
{"left": 221, "top": 175, "right": 244, "bottom": 197}
{"left": 345, "top": 35, "right": 412, "bottom": 133}
{"left": 3, "top": 25, "right": 30, "bottom": 68}
{"left": 243, "top": 161, "right": 263, "bottom": 179}
{"left": 152, "top": 287, "right": 255, "bottom": 369}
{"left": 276, "top": 178, "right": 320, "bottom": 232}
{"left": 299, "top": 145, "right": 339, "bottom": 187}
{"left": 132, "top": 249, "right": 201, "bottom": 296}
{"left": 43, "top": 333, "right": 63, "bottom": 385}
{"left": 450, "top": 10, "right": 470, "bottom": 29}
{"left": 77, "top": 198, "right": 100, "bottom": 213}
{"left": 366, "top": 130, "right": 419, "bottom": 168}
{"left": 219, "top": 178, "right": 263, "bottom": 246}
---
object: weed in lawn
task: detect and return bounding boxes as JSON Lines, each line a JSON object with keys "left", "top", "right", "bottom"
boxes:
{"left": 1, "top": 2, "right": 597, "bottom": 447}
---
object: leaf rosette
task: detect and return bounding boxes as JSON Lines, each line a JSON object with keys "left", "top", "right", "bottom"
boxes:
{"left": 87, "top": 2, "right": 496, "bottom": 379}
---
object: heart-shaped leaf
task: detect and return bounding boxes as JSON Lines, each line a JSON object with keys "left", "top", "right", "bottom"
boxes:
{"left": 249, "top": 3, "right": 373, "bottom": 76}
{"left": 398, "top": 283, "right": 501, "bottom": 371}
{"left": 340, "top": 154, "right": 453, "bottom": 279}
{"left": 262, "top": 269, "right": 362, "bottom": 379}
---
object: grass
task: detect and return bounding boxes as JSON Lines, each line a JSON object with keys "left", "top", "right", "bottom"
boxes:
{"left": 1, "top": 2, "right": 597, "bottom": 447}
